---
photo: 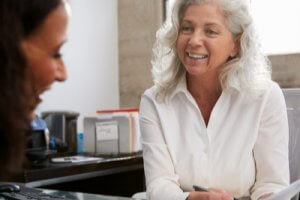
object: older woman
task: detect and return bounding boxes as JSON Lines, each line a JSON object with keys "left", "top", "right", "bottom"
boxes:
{"left": 0, "top": 0, "right": 68, "bottom": 179}
{"left": 139, "top": 0, "right": 289, "bottom": 199}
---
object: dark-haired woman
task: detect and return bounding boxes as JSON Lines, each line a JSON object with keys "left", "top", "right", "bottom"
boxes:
{"left": 0, "top": 0, "right": 69, "bottom": 179}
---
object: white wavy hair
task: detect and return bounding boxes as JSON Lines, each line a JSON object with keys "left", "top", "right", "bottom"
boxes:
{"left": 151, "top": 0, "right": 271, "bottom": 101}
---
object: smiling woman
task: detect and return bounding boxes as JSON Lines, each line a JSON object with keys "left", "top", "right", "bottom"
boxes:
{"left": 22, "top": 2, "right": 68, "bottom": 119}
{"left": 176, "top": 3, "right": 240, "bottom": 83}
{"left": 0, "top": 0, "right": 69, "bottom": 179}
{"left": 139, "top": 0, "right": 289, "bottom": 199}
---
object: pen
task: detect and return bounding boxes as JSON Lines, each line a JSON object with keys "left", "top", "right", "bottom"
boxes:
{"left": 193, "top": 185, "right": 209, "bottom": 192}
{"left": 193, "top": 185, "right": 238, "bottom": 200}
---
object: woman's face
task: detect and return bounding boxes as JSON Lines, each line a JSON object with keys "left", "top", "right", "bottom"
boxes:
{"left": 22, "top": 1, "right": 69, "bottom": 117}
{"left": 176, "top": 3, "right": 239, "bottom": 79}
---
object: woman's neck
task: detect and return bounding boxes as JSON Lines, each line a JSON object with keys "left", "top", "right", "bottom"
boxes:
{"left": 186, "top": 73, "right": 222, "bottom": 100}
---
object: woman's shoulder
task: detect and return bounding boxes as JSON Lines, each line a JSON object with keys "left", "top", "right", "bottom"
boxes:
{"left": 254, "top": 80, "right": 284, "bottom": 104}
{"left": 141, "top": 85, "right": 169, "bottom": 107}
{"left": 140, "top": 86, "right": 166, "bottom": 112}
{"left": 267, "top": 80, "right": 285, "bottom": 100}
{"left": 246, "top": 79, "right": 282, "bottom": 98}
{"left": 264, "top": 80, "right": 282, "bottom": 96}
{"left": 233, "top": 80, "right": 283, "bottom": 103}
{"left": 142, "top": 85, "right": 158, "bottom": 99}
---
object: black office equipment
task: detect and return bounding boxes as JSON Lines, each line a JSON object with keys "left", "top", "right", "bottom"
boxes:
{"left": 0, "top": 184, "right": 72, "bottom": 200}
{"left": 0, "top": 183, "right": 20, "bottom": 193}
{"left": 26, "top": 134, "right": 57, "bottom": 165}
{"left": 42, "top": 111, "right": 79, "bottom": 153}
{"left": 27, "top": 116, "right": 56, "bottom": 165}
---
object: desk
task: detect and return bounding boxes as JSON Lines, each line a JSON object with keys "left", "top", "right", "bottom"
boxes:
{"left": 0, "top": 187, "right": 134, "bottom": 200}
{"left": 13, "top": 154, "right": 144, "bottom": 197}
{"left": 40, "top": 188, "right": 133, "bottom": 200}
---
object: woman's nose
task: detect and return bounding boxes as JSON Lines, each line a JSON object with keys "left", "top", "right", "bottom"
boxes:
{"left": 55, "top": 61, "right": 67, "bottom": 82}
{"left": 188, "top": 31, "right": 204, "bottom": 46}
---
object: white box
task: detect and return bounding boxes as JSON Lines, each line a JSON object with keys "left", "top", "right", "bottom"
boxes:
{"left": 83, "top": 111, "right": 141, "bottom": 155}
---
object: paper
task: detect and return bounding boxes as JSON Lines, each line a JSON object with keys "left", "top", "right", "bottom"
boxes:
{"left": 51, "top": 156, "right": 103, "bottom": 163}
{"left": 268, "top": 179, "right": 300, "bottom": 200}
{"left": 95, "top": 121, "right": 118, "bottom": 141}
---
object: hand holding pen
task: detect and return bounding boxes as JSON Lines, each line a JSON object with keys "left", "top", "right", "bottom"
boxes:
{"left": 192, "top": 185, "right": 238, "bottom": 200}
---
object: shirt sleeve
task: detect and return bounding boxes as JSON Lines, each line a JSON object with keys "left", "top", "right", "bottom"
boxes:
{"left": 139, "top": 93, "right": 190, "bottom": 200}
{"left": 251, "top": 83, "right": 290, "bottom": 200}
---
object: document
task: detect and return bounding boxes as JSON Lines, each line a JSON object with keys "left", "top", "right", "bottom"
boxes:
{"left": 51, "top": 156, "right": 103, "bottom": 163}
{"left": 268, "top": 179, "right": 300, "bottom": 200}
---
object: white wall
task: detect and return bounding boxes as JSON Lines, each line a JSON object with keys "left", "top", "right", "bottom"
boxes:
{"left": 37, "top": 0, "right": 119, "bottom": 132}
{"left": 251, "top": 0, "right": 300, "bottom": 55}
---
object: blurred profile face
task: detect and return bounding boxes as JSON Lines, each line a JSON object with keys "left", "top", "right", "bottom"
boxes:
{"left": 176, "top": 2, "right": 239, "bottom": 79}
{"left": 22, "top": 1, "right": 69, "bottom": 118}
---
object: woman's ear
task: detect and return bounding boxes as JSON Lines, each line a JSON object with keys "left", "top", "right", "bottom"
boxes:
{"left": 230, "top": 34, "right": 241, "bottom": 58}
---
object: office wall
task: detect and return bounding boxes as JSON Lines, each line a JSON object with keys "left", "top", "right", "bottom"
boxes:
{"left": 270, "top": 54, "right": 300, "bottom": 88}
{"left": 118, "top": 0, "right": 163, "bottom": 108}
{"left": 37, "top": 0, "right": 119, "bottom": 132}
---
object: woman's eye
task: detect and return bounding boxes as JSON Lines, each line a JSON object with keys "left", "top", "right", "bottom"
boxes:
{"left": 206, "top": 29, "right": 218, "bottom": 36}
{"left": 53, "top": 52, "right": 62, "bottom": 59}
{"left": 180, "top": 26, "right": 193, "bottom": 33}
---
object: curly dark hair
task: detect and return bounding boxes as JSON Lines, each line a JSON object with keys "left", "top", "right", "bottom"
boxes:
{"left": 0, "top": 0, "right": 62, "bottom": 179}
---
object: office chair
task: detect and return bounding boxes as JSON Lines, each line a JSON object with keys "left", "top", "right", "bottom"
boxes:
{"left": 282, "top": 88, "right": 300, "bottom": 200}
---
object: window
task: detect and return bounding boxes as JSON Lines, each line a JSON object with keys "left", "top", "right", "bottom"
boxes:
{"left": 251, "top": 0, "right": 300, "bottom": 55}
{"left": 165, "top": 0, "right": 300, "bottom": 55}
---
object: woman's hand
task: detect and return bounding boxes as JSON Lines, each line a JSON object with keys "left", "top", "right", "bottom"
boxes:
{"left": 187, "top": 189, "right": 234, "bottom": 200}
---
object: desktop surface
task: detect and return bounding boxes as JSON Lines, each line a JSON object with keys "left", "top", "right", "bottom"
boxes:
{"left": 0, "top": 185, "right": 132, "bottom": 200}
{"left": 43, "top": 189, "right": 132, "bottom": 200}
{"left": 10, "top": 153, "right": 145, "bottom": 197}
{"left": 15, "top": 153, "right": 143, "bottom": 186}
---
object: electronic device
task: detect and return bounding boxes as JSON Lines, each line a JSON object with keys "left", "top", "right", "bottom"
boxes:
{"left": 0, "top": 183, "right": 20, "bottom": 193}
{"left": 0, "top": 184, "right": 72, "bottom": 200}
{"left": 42, "top": 111, "right": 79, "bottom": 153}
{"left": 27, "top": 116, "right": 56, "bottom": 165}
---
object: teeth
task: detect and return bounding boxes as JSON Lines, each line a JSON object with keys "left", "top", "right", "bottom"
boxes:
{"left": 188, "top": 52, "right": 207, "bottom": 59}
{"left": 38, "top": 93, "right": 45, "bottom": 102}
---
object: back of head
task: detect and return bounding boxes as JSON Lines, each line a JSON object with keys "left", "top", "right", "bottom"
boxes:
{"left": 0, "top": 0, "right": 61, "bottom": 179}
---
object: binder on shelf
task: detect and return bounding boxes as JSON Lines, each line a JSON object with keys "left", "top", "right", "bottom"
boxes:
{"left": 83, "top": 108, "right": 141, "bottom": 155}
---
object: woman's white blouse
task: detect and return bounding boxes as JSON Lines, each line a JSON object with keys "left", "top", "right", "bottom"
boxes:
{"left": 139, "top": 77, "right": 289, "bottom": 200}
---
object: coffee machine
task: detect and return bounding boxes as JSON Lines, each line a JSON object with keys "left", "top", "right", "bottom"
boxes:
{"left": 27, "top": 115, "right": 56, "bottom": 164}
{"left": 42, "top": 111, "right": 79, "bottom": 153}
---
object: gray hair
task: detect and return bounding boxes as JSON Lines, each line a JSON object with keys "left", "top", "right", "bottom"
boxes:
{"left": 151, "top": 0, "right": 271, "bottom": 101}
